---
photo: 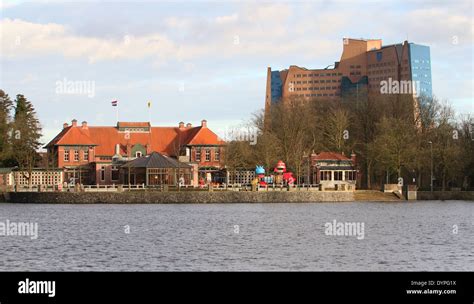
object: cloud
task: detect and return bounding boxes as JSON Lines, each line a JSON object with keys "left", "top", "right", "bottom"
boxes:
{"left": 1, "top": 19, "right": 177, "bottom": 64}
{"left": 0, "top": 2, "right": 335, "bottom": 65}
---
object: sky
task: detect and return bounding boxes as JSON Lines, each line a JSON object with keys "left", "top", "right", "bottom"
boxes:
{"left": 0, "top": 0, "right": 473, "bottom": 145}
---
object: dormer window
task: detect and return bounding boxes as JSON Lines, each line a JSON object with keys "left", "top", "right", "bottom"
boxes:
{"left": 135, "top": 151, "right": 142, "bottom": 158}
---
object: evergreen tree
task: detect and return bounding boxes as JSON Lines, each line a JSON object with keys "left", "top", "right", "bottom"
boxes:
{"left": 11, "top": 94, "right": 42, "bottom": 187}
{"left": 0, "top": 90, "right": 13, "bottom": 165}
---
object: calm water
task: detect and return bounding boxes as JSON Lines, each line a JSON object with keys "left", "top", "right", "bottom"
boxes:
{"left": 0, "top": 201, "right": 473, "bottom": 271}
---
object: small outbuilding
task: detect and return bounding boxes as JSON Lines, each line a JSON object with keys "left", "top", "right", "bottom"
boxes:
{"left": 121, "top": 152, "right": 194, "bottom": 186}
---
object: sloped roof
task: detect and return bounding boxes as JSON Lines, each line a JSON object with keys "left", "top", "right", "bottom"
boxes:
{"left": 121, "top": 152, "right": 191, "bottom": 169}
{"left": 45, "top": 122, "right": 224, "bottom": 156}
{"left": 46, "top": 126, "right": 96, "bottom": 146}
{"left": 187, "top": 127, "right": 225, "bottom": 146}
{"left": 312, "top": 152, "right": 351, "bottom": 161}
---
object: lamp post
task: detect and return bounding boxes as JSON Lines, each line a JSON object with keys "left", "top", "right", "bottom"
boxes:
{"left": 428, "top": 141, "right": 433, "bottom": 192}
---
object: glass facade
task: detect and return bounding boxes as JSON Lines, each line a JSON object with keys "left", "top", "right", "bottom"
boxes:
{"left": 409, "top": 43, "right": 432, "bottom": 97}
{"left": 270, "top": 71, "right": 283, "bottom": 104}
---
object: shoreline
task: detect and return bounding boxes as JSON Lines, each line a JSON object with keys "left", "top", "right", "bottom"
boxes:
{"left": 5, "top": 191, "right": 353, "bottom": 204}
{"left": 2, "top": 190, "right": 473, "bottom": 204}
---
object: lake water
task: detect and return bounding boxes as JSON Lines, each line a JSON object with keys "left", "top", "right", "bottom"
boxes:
{"left": 0, "top": 201, "right": 472, "bottom": 271}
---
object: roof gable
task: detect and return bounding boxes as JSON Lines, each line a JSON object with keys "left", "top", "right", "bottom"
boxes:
{"left": 186, "top": 127, "right": 225, "bottom": 146}
{"left": 45, "top": 126, "right": 96, "bottom": 147}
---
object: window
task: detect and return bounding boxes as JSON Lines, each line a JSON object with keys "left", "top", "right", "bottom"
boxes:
{"left": 74, "top": 150, "right": 79, "bottom": 161}
{"left": 346, "top": 171, "right": 356, "bottom": 181}
{"left": 205, "top": 149, "right": 211, "bottom": 161}
{"left": 111, "top": 166, "right": 119, "bottom": 181}
{"left": 376, "top": 52, "right": 383, "bottom": 62}
{"left": 135, "top": 151, "right": 142, "bottom": 158}
{"left": 64, "top": 150, "right": 69, "bottom": 162}
{"left": 100, "top": 166, "right": 106, "bottom": 181}
{"left": 196, "top": 149, "right": 201, "bottom": 161}
{"left": 83, "top": 150, "right": 89, "bottom": 161}
{"left": 334, "top": 171, "right": 343, "bottom": 181}
{"left": 214, "top": 149, "right": 220, "bottom": 161}
{"left": 320, "top": 171, "right": 331, "bottom": 181}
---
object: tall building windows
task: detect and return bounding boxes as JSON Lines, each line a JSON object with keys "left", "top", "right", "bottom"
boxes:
{"left": 64, "top": 150, "right": 69, "bottom": 162}
{"left": 205, "top": 149, "right": 211, "bottom": 161}
{"left": 215, "top": 149, "right": 220, "bottom": 161}
{"left": 376, "top": 52, "right": 383, "bottom": 61}
{"left": 74, "top": 150, "right": 79, "bottom": 161}
{"left": 83, "top": 150, "right": 89, "bottom": 161}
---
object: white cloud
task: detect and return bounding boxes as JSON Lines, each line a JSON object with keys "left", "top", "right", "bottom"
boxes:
{"left": 1, "top": 19, "right": 177, "bottom": 64}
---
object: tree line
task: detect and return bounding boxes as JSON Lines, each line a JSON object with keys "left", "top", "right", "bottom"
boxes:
{"left": 225, "top": 93, "right": 474, "bottom": 190}
{"left": 0, "top": 89, "right": 43, "bottom": 186}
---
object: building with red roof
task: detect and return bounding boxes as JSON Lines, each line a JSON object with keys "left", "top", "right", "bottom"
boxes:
{"left": 307, "top": 151, "right": 359, "bottom": 190}
{"left": 45, "top": 119, "right": 225, "bottom": 185}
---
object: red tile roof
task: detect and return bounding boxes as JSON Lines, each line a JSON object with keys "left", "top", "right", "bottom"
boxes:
{"left": 45, "top": 122, "right": 225, "bottom": 156}
{"left": 47, "top": 126, "right": 96, "bottom": 146}
{"left": 312, "top": 152, "right": 350, "bottom": 161}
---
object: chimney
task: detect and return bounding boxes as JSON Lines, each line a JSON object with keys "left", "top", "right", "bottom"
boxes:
{"left": 115, "top": 144, "right": 120, "bottom": 155}
{"left": 81, "top": 121, "right": 88, "bottom": 129}
{"left": 179, "top": 121, "right": 185, "bottom": 129}
{"left": 71, "top": 119, "right": 77, "bottom": 127}
{"left": 186, "top": 123, "right": 192, "bottom": 128}
{"left": 63, "top": 123, "right": 69, "bottom": 129}
{"left": 201, "top": 119, "right": 207, "bottom": 128}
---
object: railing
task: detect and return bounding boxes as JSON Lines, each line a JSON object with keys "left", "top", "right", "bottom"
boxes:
{"left": 9, "top": 183, "right": 357, "bottom": 193}
{"left": 256, "top": 184, "right": 322, "bottom": 191}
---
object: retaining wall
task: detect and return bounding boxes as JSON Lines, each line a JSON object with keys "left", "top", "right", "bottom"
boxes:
{"left": 5, "top": 191, "right": 354, "bottom": 204}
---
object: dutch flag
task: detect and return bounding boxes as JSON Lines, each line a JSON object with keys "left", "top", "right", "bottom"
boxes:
{"left": 111, "top": 100, "right": 118, "bottom": 107}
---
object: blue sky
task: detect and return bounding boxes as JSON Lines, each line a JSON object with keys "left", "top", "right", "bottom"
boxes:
{"left": 1, "top": 0, "right": 472, "bottom": 145}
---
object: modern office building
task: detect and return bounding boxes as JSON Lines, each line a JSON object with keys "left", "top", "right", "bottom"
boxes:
{"left": 265, "top": 38, "right": 432, "bottom": 111}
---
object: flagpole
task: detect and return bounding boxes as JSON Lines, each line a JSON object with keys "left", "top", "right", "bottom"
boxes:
{"left": 116, "top": 105, "right": 119, "bottom": 123}
{"left": 147, "top": 100, "right": 151, "bottom": 124}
